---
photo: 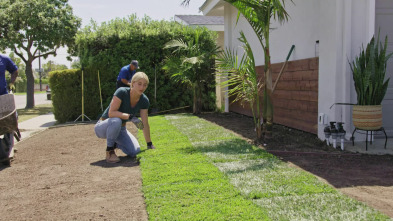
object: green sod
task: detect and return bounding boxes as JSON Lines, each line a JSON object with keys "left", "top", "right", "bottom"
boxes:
{"left": 138, "top": 114, "right": 390, "bottom": 220}
{"left": 138, "top": 115, "right": 269, "bottom": 220}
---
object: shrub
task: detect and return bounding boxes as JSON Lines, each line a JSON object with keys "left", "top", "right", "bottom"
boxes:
{"left": 70, "top": 15, "right": 217, "bottom": 114}
{"left": 49, "top": 69, "right": 101, "bottom": 123}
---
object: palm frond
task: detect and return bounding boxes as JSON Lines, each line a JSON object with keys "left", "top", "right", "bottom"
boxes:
{"left": 163, "top": 39, "right": 187, "bottom": 51}
{"left": 217, "top": 32, "right": 259, "bottom": 107}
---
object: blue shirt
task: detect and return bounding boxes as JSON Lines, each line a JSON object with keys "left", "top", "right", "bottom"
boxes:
{"left": 0, "top": 54, "right": 18, "bottom": 95}
{"left": 116, "top": 65, "right": 136, "bottom": 82}
{"left": 101, "top": 87, "right": 150, "bottom": 124}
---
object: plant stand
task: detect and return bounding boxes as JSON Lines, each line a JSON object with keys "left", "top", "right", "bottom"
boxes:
{"left": 351, "top": 127, "right": 388, "bottom": 151}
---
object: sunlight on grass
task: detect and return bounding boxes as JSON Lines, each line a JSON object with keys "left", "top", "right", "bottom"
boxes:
{"left": 216, "top": 160, "right": 334, "bottom": 198}
{"left": 138, "top": 115, "right": 270, "bottom": 220}
{"left": 254, "top": 193, "right": 388, "bottom": 221}
{"left": 166, "top": 114, "right": 390, "bottom": 220}
{"left": 17, "top": 104, "right": 53, "bottom": 123}
{"left": 168, "top": 114, "right": 235, "bottom": 142}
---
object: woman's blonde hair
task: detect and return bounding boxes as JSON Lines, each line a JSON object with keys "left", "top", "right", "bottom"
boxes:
{"left": 131, "top": 72, "right": 149, "bottom": 87}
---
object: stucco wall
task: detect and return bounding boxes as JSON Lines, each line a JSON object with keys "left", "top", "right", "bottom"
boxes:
{"left": 226, "top": 0, "right": 320, "bottom": 66}
{"left": 317, "top": 0, "right": 375, "bottom": 140}
{"left": 218, "top": 0, "right": 378, "bottom": 139}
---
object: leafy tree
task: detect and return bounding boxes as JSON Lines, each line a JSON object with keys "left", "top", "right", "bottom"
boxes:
{"left": 43, "top": 60, "right": 68, "bottom": 78}
{"left": 181, "top": 0, "right": 191, "bottom": 6}
{"left": 216, "top": 0, "right": 290, "bottom": 141}
{"left": 182, "top": 0, "right": 291, "bottom": 139}
{"left": 217, "top": 32, "right": 263, "bottom": 138}
{"left": 0, "top": 0, "right": 81, "bottom": 108}
{"left": 71, "top": 59, "right": 81, "bottom": 69}
{"left": 226, "top": 0, "right": 290, "bottom": 139}
{"left": 163, "top": 28, "right": 220, "bottom": 114}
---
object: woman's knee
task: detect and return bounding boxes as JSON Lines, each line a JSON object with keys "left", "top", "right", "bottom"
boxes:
{"left": 109, "top": 117, "right": 123, "bottom": 127}
{"left": 94, "top": 121, "right": 106, "bottom": 138}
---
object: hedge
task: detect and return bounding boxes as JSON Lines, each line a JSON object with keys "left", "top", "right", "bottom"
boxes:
{"left": 60, "top": 15, "right": 218, "bottom": 121}
{"left": 49, "top": 69, "right": 102, "bottom": 123}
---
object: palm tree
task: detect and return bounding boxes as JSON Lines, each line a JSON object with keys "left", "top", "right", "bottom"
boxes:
{"left": 180, "top": 0, "right": 290, "bottom": 138}
{"left": 224, "top": 0, "right": 291, "bottom": 139}
{"left": 163, "top": 28, "right": 220, "bottom": 114}
{"left": 217, "top": 32, "right": 264, "bottom": 139}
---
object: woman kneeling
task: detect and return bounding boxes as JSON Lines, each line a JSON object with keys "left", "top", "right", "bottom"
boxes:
{"left": 94, "top": 72, "right": 155, "bottom": 163}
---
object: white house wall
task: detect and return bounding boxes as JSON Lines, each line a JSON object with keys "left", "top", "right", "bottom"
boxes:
{"left": 318, "top": 0, "right": 376, "bottom": 140}
{"left": 225, "top": 0, "right": 321, "bottom": 66}
{"left": 211, "top": 0, "right": 380, "bottom": 139}
{"left": 376, "top": 0, "right": 393, "bottom": 135}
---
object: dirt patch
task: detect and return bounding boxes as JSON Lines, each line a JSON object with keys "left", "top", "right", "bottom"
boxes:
{"left": 1, "top": 112, "right": 392, "bottom": 219}
{"left": 199, "top": 112, "right": 393, "bottom": 218}
{"left": 0, "top": 123, "right": 147, "bottom": 220}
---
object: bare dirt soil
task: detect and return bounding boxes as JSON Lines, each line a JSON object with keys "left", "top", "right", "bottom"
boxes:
{"left": 1, "top": 112, "right": 392, "bottom": 219}
{"left": 0, "top": 123, "right": 147, "bottom": 220}
{"left": 199, "top": 112, "right": 393, "bottom": 218}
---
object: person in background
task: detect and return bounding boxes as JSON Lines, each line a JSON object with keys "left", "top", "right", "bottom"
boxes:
{"left": 116, "top": 60, "right": 139, "bottom": 88}
{"left": 95, "top": 72, "right": 155, "bottom": 163}
{"left": 0, "top": 54, "right": 18, "bottom": 95}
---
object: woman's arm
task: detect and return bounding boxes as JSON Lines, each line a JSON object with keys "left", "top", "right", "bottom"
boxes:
{"left": 140, "top": 109, "right": 151, "bottom": 143}
{"left": 108, "top": 96, "right": 130, "bottom": 120}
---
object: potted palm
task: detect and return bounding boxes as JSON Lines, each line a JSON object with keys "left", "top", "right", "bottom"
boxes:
{"left": 349, "top": 33, "right": 393, "bottom": 130}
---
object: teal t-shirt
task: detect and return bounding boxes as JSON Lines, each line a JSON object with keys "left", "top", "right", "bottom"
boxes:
{"left": 101, "top": 87, "right": 149, "bottom": 123}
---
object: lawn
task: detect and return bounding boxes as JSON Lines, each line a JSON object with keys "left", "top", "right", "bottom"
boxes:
{"left": 14, "top": 91, "right": 46, "bottom": 95}
{"left": 138, "top": 114, "right": 390, "bottom": 220}
{"left": 17, "top": 104, "right": 53, "bottom": 123}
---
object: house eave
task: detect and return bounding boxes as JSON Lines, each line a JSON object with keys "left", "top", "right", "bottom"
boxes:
{"left": 200, "top": 0, "right": 224, "bottom": 16}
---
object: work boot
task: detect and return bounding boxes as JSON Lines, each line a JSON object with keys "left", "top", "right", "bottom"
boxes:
{"left": 106, "top": 150, "right": 120, "bottom": 163}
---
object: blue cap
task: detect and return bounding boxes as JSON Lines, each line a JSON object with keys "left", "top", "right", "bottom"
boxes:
{"left": 131, "top": 60, "right": 139, "bottom": 69}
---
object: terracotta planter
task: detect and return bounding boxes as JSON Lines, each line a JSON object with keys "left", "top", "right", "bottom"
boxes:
{"left": 352, "top": 105, "right": 383, "bottom": 130}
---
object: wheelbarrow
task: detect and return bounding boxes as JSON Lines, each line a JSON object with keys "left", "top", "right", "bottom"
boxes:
{"left": 0, "top": 94, "right": 21, "bottom": 166}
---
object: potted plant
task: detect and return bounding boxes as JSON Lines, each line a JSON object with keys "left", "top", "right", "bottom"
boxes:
{"left": 349, "top": 32, "right": 393, "bottom": 130}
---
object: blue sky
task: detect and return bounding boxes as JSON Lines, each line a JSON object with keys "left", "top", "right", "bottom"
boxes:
{"left": 32, "top": 0, "right": 205, "bottom": 69}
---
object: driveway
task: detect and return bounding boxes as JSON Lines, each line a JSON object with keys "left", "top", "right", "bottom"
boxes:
{"left": 14, "top": 92, "right": 51, "bottom": 109}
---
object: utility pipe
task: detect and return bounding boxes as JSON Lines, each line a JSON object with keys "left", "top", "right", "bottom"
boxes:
{"left": 272, "top": 45, "right": 295, "bottom": 93}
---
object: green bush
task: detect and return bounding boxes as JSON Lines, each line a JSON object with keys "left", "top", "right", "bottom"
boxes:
{"left": 15, "top": 78, "right": 26, "bottom": 92}
{"left": 49, "top": 69, "right": 102, "bottom": 123}
{"left": 34, "top": 78, "right": 49, "bottom": 84}
{"left": 71, "top": 15, "right": 217, "bottom": 115}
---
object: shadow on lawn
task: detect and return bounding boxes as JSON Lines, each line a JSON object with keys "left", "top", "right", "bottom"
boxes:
{"left": 197, "top": 112, "right": 393, "bottom": 188}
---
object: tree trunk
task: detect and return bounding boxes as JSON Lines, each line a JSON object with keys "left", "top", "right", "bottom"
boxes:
{"left": 256, "top": 121, "right": 263, "bottom": 140}
{"left": 193, "top": 84, "right": 197, "bottom": 114}
{"left": 263, "top": 38, "right": 273, "bottom": 139}
{"left": 25, "top": 62, "right": 35, "bottom": 109}
{"left": 196, "top": 83, "right": 202, "bottom": 114}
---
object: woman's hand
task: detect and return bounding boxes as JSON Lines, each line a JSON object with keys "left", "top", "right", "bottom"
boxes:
{"left": 147, "top": 142, "right": 156, "bottom": 149}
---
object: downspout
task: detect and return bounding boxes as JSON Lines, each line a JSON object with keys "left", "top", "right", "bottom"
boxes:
{"left": 367, "top": 0, "right": 376, "bottom": 41}
{"left": 224, "top": 3, "right": 232, "bottom": 113}
{"left": 342, "top": 0, "right": 352, "bottom": 140}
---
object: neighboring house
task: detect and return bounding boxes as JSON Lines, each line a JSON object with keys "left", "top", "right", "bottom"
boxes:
{"left": 174, "top": 14, "right": 227, "bottom": 111}
{"left": 200, "top": 0, "right": 393, "bottom": 140}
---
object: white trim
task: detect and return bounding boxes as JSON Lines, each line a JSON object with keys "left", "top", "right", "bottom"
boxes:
{"left": 223, "top": 4, "right": 233, "bottom": 112}
{"left": 368, "top": 0, "right": 376, "bottom": 40}
{"left": 343, "top": 0, "right": 353, "bottom": 139}
{"left": 200, "top": 0, "right": 221, "bottom": 16}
